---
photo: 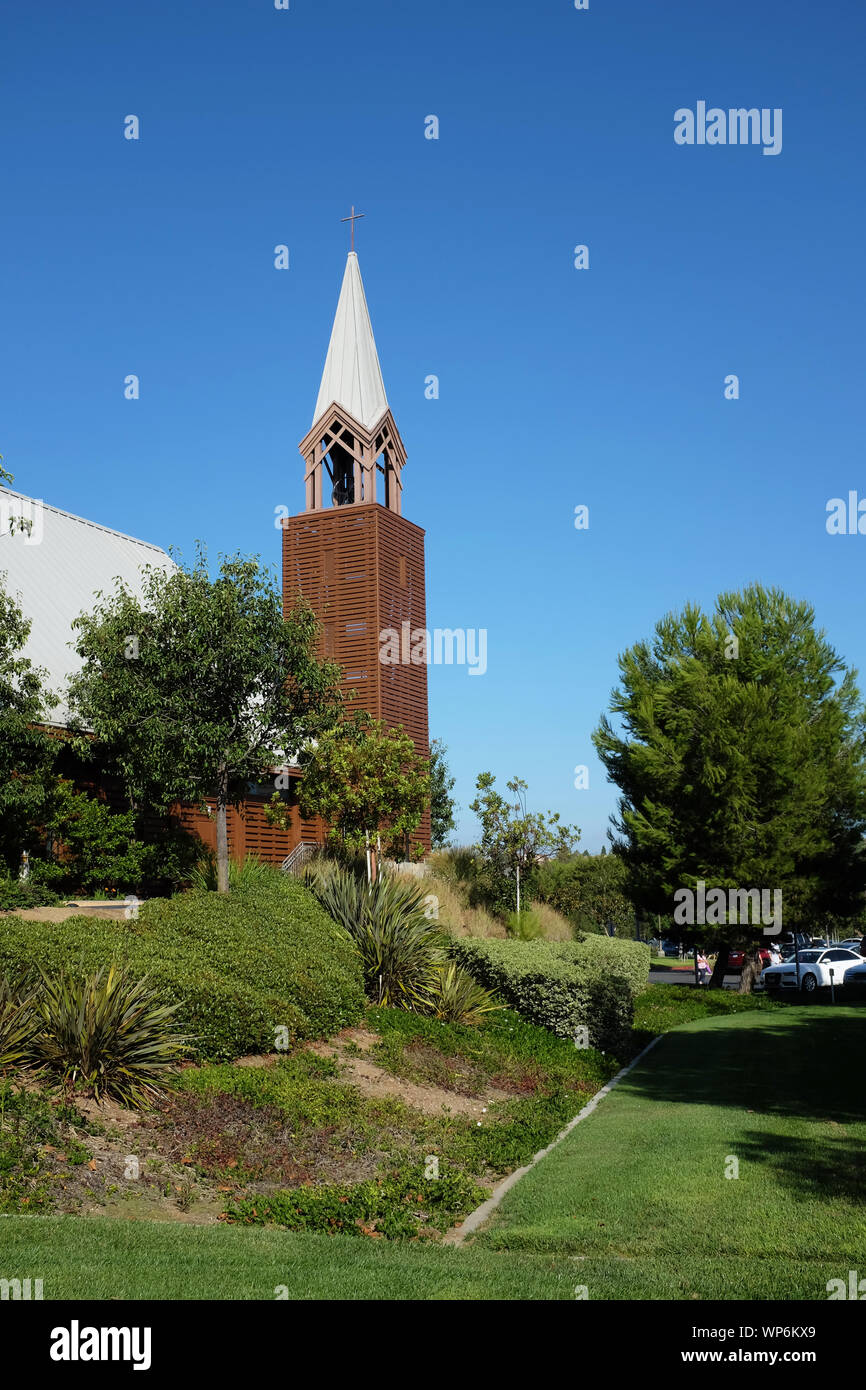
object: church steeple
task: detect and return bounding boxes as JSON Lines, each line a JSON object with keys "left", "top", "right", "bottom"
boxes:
{"left": 283, "top": 234, "right": 430, "bottom": 849}
{"left": 313, "top": 252, "right": 389, "bottom": 432}
{"left": 300, "top": 251, "right": 406, "bottom": 514}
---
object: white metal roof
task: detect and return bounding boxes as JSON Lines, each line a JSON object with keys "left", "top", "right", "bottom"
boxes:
{"left": 0, "top": 489, "right": 175, "bottom": 727}
{"left": 313, "top": 252, "right": 389, "bottom": 432}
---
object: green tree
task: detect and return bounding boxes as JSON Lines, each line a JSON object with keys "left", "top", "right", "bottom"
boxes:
{"left": 270, "top": 712, "right": 429, "bottom": 860}
{"left": 429, "top": 738, "right": 457, "bottom": 847}
{"left": 469, "top": 773, "right": 580, "bottom": 916}
{"left": 37, "top": 782, "right": 148, "bottom": 894}
{"left": 536, "top": 851, "right": 634, "bottom": 936}
{"left": 0, "top": 575, "right": 58, "bottom": 873}
{"left": 593, "top": 585, "right": 866, "bottom": 990}
{"left": 67, "top": 550, "right": 343, "bottom": 893}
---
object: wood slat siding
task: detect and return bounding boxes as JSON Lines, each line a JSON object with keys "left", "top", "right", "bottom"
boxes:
{"left": 177, "top": 798, "right": 327, "bottom": 867}
{"left": 284, "top": 501, "right": 431, "bottom": 851}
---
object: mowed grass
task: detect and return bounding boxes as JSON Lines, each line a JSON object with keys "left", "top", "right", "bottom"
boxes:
{"left": 475, "top": 1004, "right": 866, "bottom": 1299}
{"left": 0, "top": 1214, "right": 576, "bottom": 1300}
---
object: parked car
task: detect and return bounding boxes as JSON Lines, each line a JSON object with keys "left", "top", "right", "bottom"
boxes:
{"left": 727, "top": 947, "right": 773, "bottom": 971}
{"left": 842, "top": 961, "right": 866, "bottom": 990}
{"left": 837, "top": 938, "right": 864, "bottom": 952}
{"left": 761, "top": 947, "right": 865, "bottom": 995}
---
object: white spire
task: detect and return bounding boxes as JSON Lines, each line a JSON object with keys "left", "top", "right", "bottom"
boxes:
{"left": 313, "top": 252, "right": 389, "bottom": 432}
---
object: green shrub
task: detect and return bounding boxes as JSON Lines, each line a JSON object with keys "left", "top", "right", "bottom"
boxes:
{"left": 0, "top": 877, "right": 61, "bottom": 911}
{"left": 506, "top": 909, "right": 544, "bottom": 940}
{"left": 306, "top": 865, "right": 444, "bottom": 1008}
{"left": 0, "top": 869, "right": 365, "bottom": 1061}
{"left": 33, "top": 965, "right": 186, "bottom": 1106}
{"left": 427, "top": 963, "right": 502, "bottom": 1025}
{"left": 448, "top": 935, "right": 650, "bottom": 1055}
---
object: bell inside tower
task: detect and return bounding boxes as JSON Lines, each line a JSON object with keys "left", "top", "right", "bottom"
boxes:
{"left": 327, "top": 437, "right": 355, "bottom": 506}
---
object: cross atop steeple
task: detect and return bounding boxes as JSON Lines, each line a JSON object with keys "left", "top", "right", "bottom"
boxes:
{"left": 341, "top": 205, "right": 365, "bottom": 253}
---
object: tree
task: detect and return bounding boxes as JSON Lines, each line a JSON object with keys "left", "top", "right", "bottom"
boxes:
{"left": 536, "top": 851, "right": 634, "bottom": 936}
{"left": 68, "top": 550, "right": 343, "bottom": 893}
{"left": 37, "top": 782, "right": 148, "bottom": 894}
{"left": 593, "top": 585, "right": 866, "bottom": 990}
{"left": 0, "top": 575, "right": 58, "bottom": 873}
{"left": 429, "top": 739, "right": 457, "bottom": 847}
{"left": 269, "top": 712, "right": 429, "bottom": 863}
{"left": 469, "top": 773, "right": 580, "bottom": 915}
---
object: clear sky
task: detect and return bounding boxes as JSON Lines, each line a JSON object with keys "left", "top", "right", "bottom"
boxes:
{"left": 2, "top": 0, "right": 865, "bottom": 848}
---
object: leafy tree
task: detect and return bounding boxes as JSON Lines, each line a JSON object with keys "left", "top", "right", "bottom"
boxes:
{"left": 35, "top": 782, "right": 147, "bottom": 894}
{"left": 67, "top": 550, "right": 343, "bottom": 893}
{"left": 469, "top": 773, "right": 580, "bottom": 915}
{"left": 269, "top": 712, "right": 429, "bottom": 860}
{"left": 0, "top": 575, "right": 58, "bottom": 873}
{"left": 593, "top": 585, "right": 866, "bottom": 990}
{"left": 536, "top": 852, "right": 634, "bottom": 936}
{"left": 429, "top": 739, "right": 457, "bottom": 847}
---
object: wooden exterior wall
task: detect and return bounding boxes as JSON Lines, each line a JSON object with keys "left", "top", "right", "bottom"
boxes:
{"left": 176, "top": 795, "right": 326, "bottom": 867}
{"left": 283, "top": 501, "right": 431, "bottom": 850}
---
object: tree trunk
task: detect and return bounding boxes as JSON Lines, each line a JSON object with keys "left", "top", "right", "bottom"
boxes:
{"left": 738, "top": 949, "right": 763, "bottom": 995}
{"left": 216, "top": 765, "right": 230, "bottom": 894}
{"left": 708, "top": 944, "right": 729, "bottom": 990}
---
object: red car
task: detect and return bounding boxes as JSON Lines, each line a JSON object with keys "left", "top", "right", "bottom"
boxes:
{"left": 728, "top": 948, "right": 773, "bottom": 970}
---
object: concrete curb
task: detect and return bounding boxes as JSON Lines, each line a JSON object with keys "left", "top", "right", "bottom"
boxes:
{"left": 443, "top": 1033, "right": 664, "bottom": 1246}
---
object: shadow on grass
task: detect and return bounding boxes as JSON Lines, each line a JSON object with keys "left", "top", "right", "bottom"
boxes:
{"left": 622, "top": 999, "right": 866, "bottom": 1128}
{"left": 734, "top": 1128, "right": 866, "bottom": 1207}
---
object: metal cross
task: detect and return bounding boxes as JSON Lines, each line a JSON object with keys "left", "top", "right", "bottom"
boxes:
{"left": 341, "top": 205, "right": 365, "bottom": 252}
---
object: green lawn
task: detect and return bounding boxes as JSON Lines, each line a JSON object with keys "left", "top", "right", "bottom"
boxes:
{"left": 476, "top": 1004, "right": 866, "bottom": 1299}
{"left": 0, "top": 1214, "right": 576, "bottom": 1300}
{"left": 2, "top": 1001, "right": 863, "bottom": 1299}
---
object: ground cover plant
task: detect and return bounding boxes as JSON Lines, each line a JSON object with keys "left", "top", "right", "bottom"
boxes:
{"left": 0, "top": 1004, "right": 617, "bottom": 1239}
{"left": 154, "top": 1009, "right": 617, "bottom": 1238}
{"left": 0, "top": 869, "right": 365, "bottom": 1059}
{"left": 633, "top": 982, "right": 780, "bottom": 1041}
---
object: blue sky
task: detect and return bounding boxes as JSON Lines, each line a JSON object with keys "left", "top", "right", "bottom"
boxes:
{"left": 2, "top": 0, "right": 865, "bottom": 848}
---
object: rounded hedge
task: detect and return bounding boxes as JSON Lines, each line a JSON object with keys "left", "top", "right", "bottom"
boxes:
{"left": 0, "top": 872, "right": 365, "bottom": 1061}
{"left": 448, "top": 935, "right": 650, "bottom": 1056}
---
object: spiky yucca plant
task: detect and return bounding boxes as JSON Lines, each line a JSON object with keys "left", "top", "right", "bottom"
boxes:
{"left": 0, "top": 973, "right": 39, "bottom": 1070}
{"left": 34, "top": 966, "right": 186, "bottom": 1107}
{"left": 428, "top": 962, "right": 502, "bottom": 1025}
{"left": 307, "top": 866, "right": 445, "bottom": 1008}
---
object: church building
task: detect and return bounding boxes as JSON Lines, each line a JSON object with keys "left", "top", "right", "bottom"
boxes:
{"left": 2, "top": 242, "right": 430, "bottom": 866}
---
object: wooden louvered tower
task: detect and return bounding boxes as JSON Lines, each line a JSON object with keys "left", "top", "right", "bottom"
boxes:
{"left": 282, "top": 250, "right": 431, "bottom": 851}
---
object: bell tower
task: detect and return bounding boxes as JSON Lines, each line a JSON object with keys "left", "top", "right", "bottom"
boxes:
{"left": 282, "top": 236, "right": 431, "bottom": 850}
